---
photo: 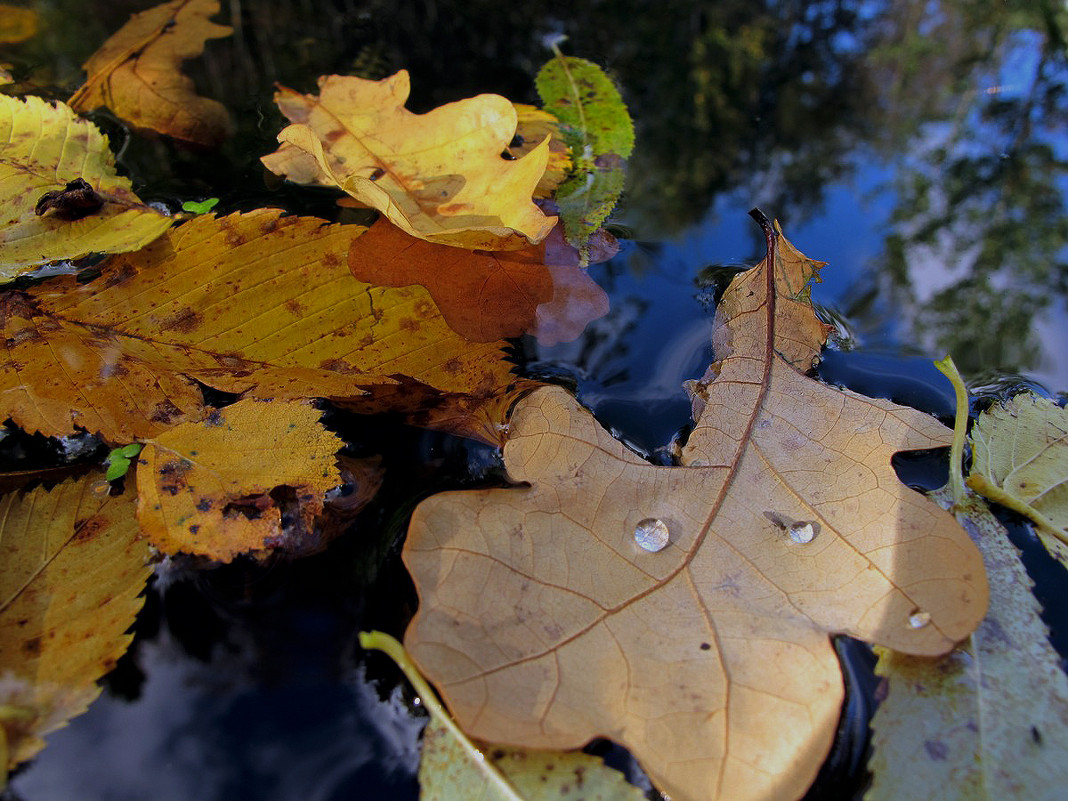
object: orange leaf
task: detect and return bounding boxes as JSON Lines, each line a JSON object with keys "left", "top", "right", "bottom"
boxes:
{"left": 348, "top": 219, "right": 611, "bottom": 343}
{"left": 261, "top": 71, "right": 556, "bottom": 249}
{"left": 401, "top": 217, "right": 988, "bottom": 801}
{"left": 136, "top": 399, "right": 342, "bottom": 562}
{"left": 68, "top": 0, "right": 232, "bottom": 146}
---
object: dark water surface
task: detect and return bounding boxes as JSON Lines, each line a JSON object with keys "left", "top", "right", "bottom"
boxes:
{"left": 3, "top": 0, "right": 1067, "bottom": 799}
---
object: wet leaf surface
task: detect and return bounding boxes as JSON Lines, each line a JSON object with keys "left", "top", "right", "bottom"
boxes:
{"left": 402, "top": 219, "right": 989, "bottom": 801}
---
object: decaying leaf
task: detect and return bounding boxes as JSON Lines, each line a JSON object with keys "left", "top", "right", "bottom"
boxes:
{"left": 0, "top": 94, "right": 173, "bottom": 276}
{"left": 535, "top": 51, "right": 634, "bottom": 249}
{"left": 402, "top": 216, "right": 988, "bottom": 801}
{"left": 867, "top": 487, "right": 1068, "bottom": 801}
{"left": 68, "top": 0, "right": 232, "bottom": 146}
{"left": 0, "top": 210, "right": 516, "bottom": 442}
{"left": 968, "top": 392, "right": 1068, "bottom": 556}
{"left": 359, "top": 631, "right": 645, "bottom": 801}
{"left": 136, "top": 399, "right": 341, "bottom": 562}
{"left": 511, "top": 104, "right": 571, "bottom": 199}
{"left": 261, "top": 71, "right": 556, "bottom": 250}
{"left": 348, "top": 219, "right": 611, "bottom": 343}
{"left": 0, "top": 477, "right": 151, "bottom": 775}
{"left": 0, "top": 5, "right": 37, "bottom": 45}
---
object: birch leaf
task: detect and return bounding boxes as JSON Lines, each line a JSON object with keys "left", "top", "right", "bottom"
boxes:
{"left": 0, "top": 94, "right": 173, "bottom": 276}
{"left": 67, "top": 0, "right": 232, "bottom": 146}
{"left": 0, "top": 478, "right": 151, "bottom": 776}
{"left": 261, "top": 71, "right": 556, "bottom": 250}
{"left": 867, "top": 487, "right": 1068, "bottom": 801}
{"left": 402, "top": 215, "right": 988, "bottom": 801}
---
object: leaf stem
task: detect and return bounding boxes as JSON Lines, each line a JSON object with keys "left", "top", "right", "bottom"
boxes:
{"left": 933, "top": 355, "right": 968, "bottom": 506}
{"left": 359, "top": 630, "right": 526, "bottom": 801}
{"left": 966, "top": 474, "right": 1068, "bottom": 546}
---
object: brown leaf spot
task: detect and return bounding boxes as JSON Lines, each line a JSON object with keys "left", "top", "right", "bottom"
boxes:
{"left": 72, "top": 514, "right": 107, "bottom": 543}
{"left": 22, "top": 636, "right": 42, "bottom": 657}
{"left": 161, "top": 308, "right": 203, "bottom": 334}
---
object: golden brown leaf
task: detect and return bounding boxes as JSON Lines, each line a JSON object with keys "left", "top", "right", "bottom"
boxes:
{"left": 0, "top": 94, "right": 173, "bottom": 275}
{"left": 511, "top": 104, "right": 571, "bottom": 199}
{"left": 0, "top": 478, "right": 151, "bottom": 772}
{"left": 136, "top": 399, "right": 341, "bottom": 561}
{"left": 68, "top": 0, "right": 232, "bottom": 146}
{"left": 0, "top": 210, "right": 515, "bottom": 442}
{"left": 261, "top": 71, "right": 556, "bottom": 250}
{"left": 348, "top": 220, "right": 610, "bottom": 343}
{"left": 402, "top": 219, "right": 988, "bottom": 801}
{"left": 0, "top": 5, "right": 36, "bottom": 45}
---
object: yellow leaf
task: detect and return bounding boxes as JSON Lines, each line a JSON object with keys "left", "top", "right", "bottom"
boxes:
{"left": 511, "top": 103, "right": 571, "bottom": 199}
{"left": 0, "top": 5, "right": 36, "bottom": 44}
{"left": 67, "top": 0, "right": 232, "bottom": 146}
{"left": 402, "top": 217, "right": 988, "bottom": 801}
{"left": 261, "top": 71, "right": 556, "bottom": 250}
{"left": 0, "top": 478, "right": 151, "bottom": 775}
{"left": 0, "top": 94, "right": 173, "bottom": 276}
{"left": 867, "top": 487, "right": 1068, "bottom": 801}
{"left": 0, "top": 210, "right": 516, "bottom": 442}
{"left": 136, "top": 399, "right": 342, "bottom": 561}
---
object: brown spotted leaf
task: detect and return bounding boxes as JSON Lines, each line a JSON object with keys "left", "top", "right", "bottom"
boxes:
{"left": 402, "top": 216, "right": 988, "bottom": 801}
{"left": 348, "top": 219, "right": 610, "bottom": 343}
{"left": 0, "top": 210, "right": 517, "bottom": 442}
{"left": 68, "top": 0, "right": 232, "bottom": 146}
{"left": 0, "top": 477, "right": 151, "bottom": 773}
{"left": 135, "top": 399, "right": 342, "bottom": 562}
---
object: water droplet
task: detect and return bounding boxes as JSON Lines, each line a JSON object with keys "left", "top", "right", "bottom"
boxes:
{"left": 634, "top": 518, "right": 669, "bottom": 552}
{"left": 788, "top": 521, "right": 816, "bottom": 544}
{"left": 908, "top": 610, "right": 931, "bottom": 629}
{"left": 690, "top": 458, "right": 710, "bottom": 467}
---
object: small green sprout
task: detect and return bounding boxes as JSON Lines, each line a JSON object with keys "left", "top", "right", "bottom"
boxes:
{"left": 180, "top": 197, "right": 220, "bottom": 214}
{"left": 105, "top": 443, "right": 143, "bottom": 481}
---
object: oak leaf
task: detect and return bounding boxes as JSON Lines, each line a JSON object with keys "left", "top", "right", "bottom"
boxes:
{"left": 0, "top": 477, "right": 151, "bottom": 775}
{"left": 260, "top": 71, "right": 556, "bottom": 250}
{"left": 402, "top": 217, "right": 988, "bottom": 801}
{"left": 0, "top": 94, "right": 173, "bottom": 276}
{"left": 0, "top": 210, "right": 516, "bottom": 442}
{"left": 135, "top": 399, "right": 342, "bottom": 562}
{"left": 348, "top": 219, "right": 610, "bottom": 343}
{"left": 68, "top": 0, "right": 232, "bottom": 146}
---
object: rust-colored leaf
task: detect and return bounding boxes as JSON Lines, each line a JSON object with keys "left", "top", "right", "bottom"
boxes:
{"left": 68, "top": 0, "right": 232, "bottom": 146}
{"left": 348, "top": 219, "right": 611, "bottom": 343}
{"left": 136, "top": 399, "right": 342, "bottom": 562}
{"left": 0, "top": 478, "right": 151, "bottom": 773}
{"left": 261, "top": 71, "right": 555, "bottom": 249}
{"left": 0, "top": 210, "right": 518, "bottom": 442}
{"left": 401, "top": 217, "right": 988, "bottom": 801}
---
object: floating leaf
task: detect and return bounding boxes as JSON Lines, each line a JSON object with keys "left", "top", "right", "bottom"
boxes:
{"left": 359, "top": 631, "right": 645, "bottom": 801}
{"left": 348, "top": 219, "right": 611, "bottom": 343}
{"left": 0, "top": 94, "right": 173, "bottom": 276}
{"left": 104, "top": 443, "right": 143, "bottom": 481}
{"left": 180, "top": 197, "right": 219, "bottom": 214}
{"left": 68, "top": 0, "right": 232, "bottom": 146}
{"left": 535, "top": 51, "right": 633, "bottom": 249}
{"left": 968, "top": 392, "right": 1068, "bottom": 556}
{"left": 261, "top": 71, "right": 556, "bottom": 250}
{"left": 0, "top": 210, "right": 517, "bottom": 442}
{"left": 136, "top": 399, "right": 342, "bottom": 561}
{"left": 402, "top": 215, "right": 987, "bottom": 801}
{"left": 0, "top": 478, "right": 151, "bottom": 777}
{"left": 867, "top": 487, "right": 1068, "bottom": 801}
{"left": 511, "top": 104, "right": 571, "bottom": 199}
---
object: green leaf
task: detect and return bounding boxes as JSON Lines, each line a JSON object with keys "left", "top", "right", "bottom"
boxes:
{"left": 119, "top": 443, "right": 143, "bottom": 459}
{"left": 866, "top": 486, "right": 1068, "bottom": 801}
{"left": 359, "top": 631, "right": 644, "bottom": 801}
{"left": 535, "top": 49, "right": 633, "bottom": 251}
{"left": 181, "top": 197, "right": 220, "bottom": 214}
{"left": 104, "top": 444, "right": 141, "bottom": 481}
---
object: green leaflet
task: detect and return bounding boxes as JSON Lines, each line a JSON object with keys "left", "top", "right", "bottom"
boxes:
{"left": 536, "top": 51, "right": 633, "bottom": 251}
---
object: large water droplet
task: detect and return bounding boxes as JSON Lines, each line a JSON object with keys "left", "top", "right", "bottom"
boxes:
{"left": 788, "top": 521, "right": 816, "bottom": 544}
{"left": 908, "top": 610, "right": 931, "bottom": 629}
{"left": 634, "top": 518, "right": 669, "bottom": 552}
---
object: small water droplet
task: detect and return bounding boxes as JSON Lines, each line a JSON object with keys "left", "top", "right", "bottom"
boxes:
{"left": 690, "top": 458, "right": 710, "bottom": 467}
{"left": 908, "top": 610, "right": 931, "bottom": 629}
{"left": 634, "top": 518, "right": 669, "bottom": 552}
{"left": 788, "top": 521, "right": 816, "bottom": 544}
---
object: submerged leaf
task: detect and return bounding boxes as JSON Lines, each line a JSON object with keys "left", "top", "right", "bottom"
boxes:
{"left": 261, "top": 71, "right": 556, "bottom": 250}
{"left": 0, "top": 210, "right": 516, "bottom": 442}
{"left": 68, "top": 0, "right": 232, "bottom": 146}
{"left": 0, "top": 94, "right": 173, "bottom": 276}
{"left": 0, "top": 6, "right": 37, "bottom": 45}
{"left": 402, "top": 217, "right": 987, "bottom": 801}
{"left": 136, "top": 399, "right": 342, "bottom": 561}
{"left": 867, "top": 487, "right": 1068, "bottom": 801}
{"left": 0, "top": 478, "right": 151, "bottom": 774}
